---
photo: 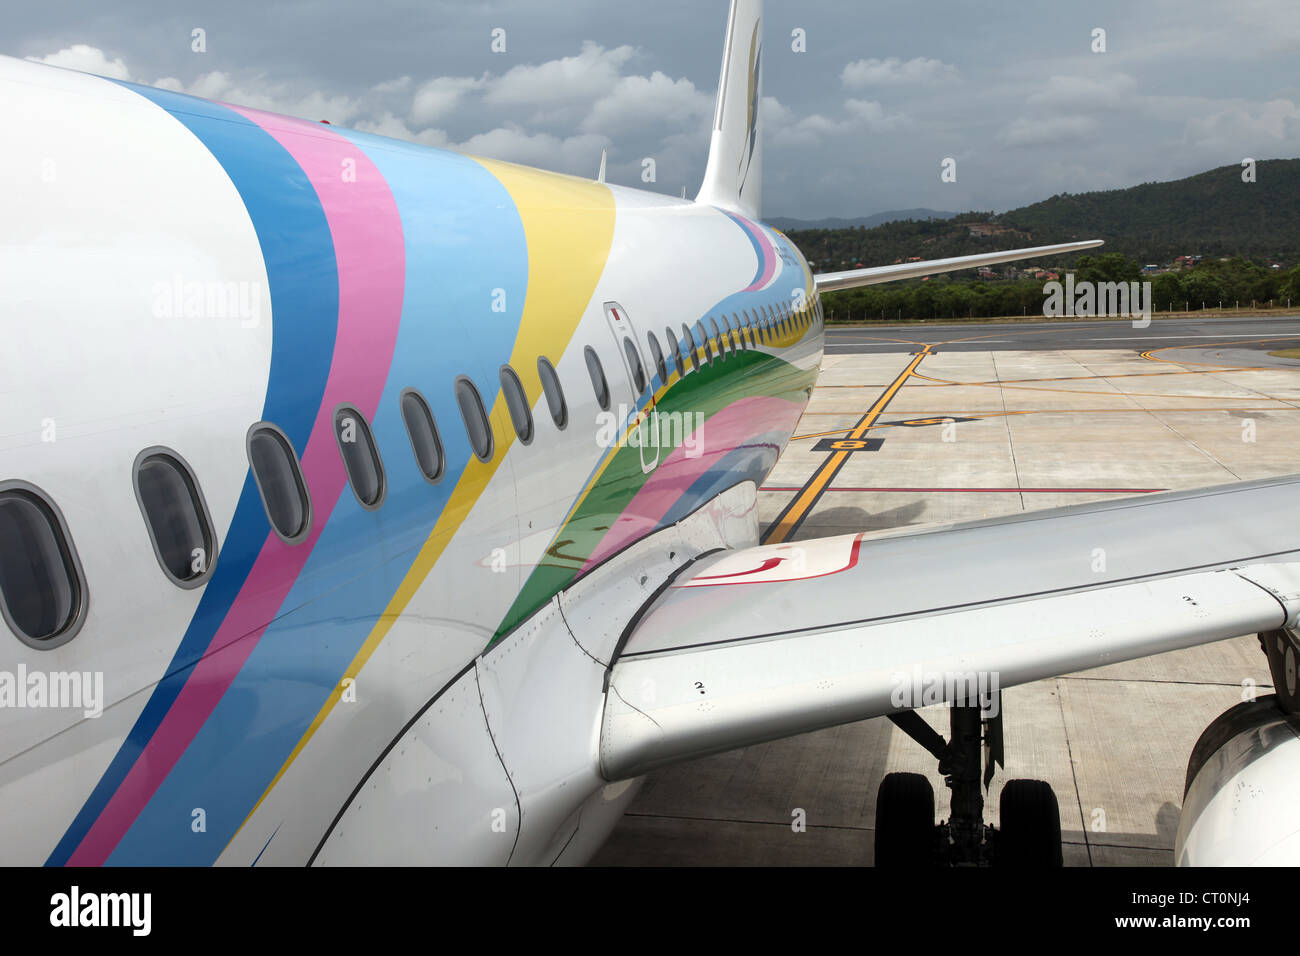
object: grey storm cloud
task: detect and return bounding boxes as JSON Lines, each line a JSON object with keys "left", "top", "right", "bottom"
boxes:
{"left": 8, "top": 0, "right": 1300, "bottom": 219}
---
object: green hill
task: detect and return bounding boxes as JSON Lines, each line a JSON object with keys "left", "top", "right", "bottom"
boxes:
{"left": 786, "top": 159, "right": 1300, "bottom": 272}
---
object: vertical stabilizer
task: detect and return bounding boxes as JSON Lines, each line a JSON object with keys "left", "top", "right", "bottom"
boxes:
{"left": 695, "top": 0, "right": 763, "bottom": 219}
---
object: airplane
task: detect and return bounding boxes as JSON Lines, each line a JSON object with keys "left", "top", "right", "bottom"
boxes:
{"left": 0, "top": 0, "right": 1296, "bottom": 867}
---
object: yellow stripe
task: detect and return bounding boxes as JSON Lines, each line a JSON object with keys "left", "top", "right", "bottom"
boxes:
{"left": 228, "top": 160, "right": 615, "bottom": 848}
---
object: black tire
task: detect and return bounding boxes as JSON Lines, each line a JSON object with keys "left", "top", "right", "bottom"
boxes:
{"left": 874, "top": 772, "right": 935, "bottom": 867}
{"left": 998, "top": 779, "right": 1063, "bottom": 867}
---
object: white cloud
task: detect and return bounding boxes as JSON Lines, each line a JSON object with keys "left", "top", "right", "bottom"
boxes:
{"left": 844, "top": 99, "right": 907, "bottom": 130}
{"left": 410, "top": 76, "right": 483, "bottom": 125}
{"left": 762, "top": 95, "right": 794, "bottom": 129}
{"left": 771, "top": 99, "right": 907, "bottom": 148}
{"left": 28, "top": 44, "right": 130, "bottom": 80}
{"left": 1184, "top": 98, "right": 1300, "bottom": 149}
{"left": 581, "top": 71, "right": 711, "bottom": 135}
{"left": 455, "top": 126, "right": 609, "bottom": 173}
{"left": 841, "top": 56, "right": 957, "bottom": 89}
{"left": 485, "top": 41, "right": 636, "bottom": 111}
{"left": 372, "top": 76, "right": 411, "bottom": 95}
{"left": 353, "top": 112, "right": 449, "bottom": 147}
{"left": 1027, "top": 73, "right": 1138, "bottom": 111}
{"left": 997, "top": 115, "right": 1099, "bottom": 147}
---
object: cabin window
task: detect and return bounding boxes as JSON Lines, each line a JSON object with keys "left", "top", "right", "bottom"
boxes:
{"left": 665, "top": 327, "right": 684, "bottom": 378}
{"left": 732, "top": 313, "right": 748, "bottom": 350}
{"left": 335, "top": 404, "right": 386, "bottom": 508}
{"left": 499, "top": 365, "right": 534, "bottom": 444}
{"left": 585, "top": 346, "right": 611, "bottom": 410}
{"left": 455, "top": 377, "right": 494, "bottom": 462}
{"left": 623, "top": 337, "right": 647, "bottom": 395}
{"left": 683, "top": 323, "right": 700, "bottom": 372}
{"left": 400, "top": 389, "right": 445, "bottom": 483}
{"left": 646, "top": 331, "right": 667, "bottom": 384}
{"left": 537, "top": 357, "right": 568, "bottom": 429}
{"left": 691, "top": 321, "right": 707, "bottom": 365}
{"left": 0, "top": 483, "right": 86, "bottom": 647}
{"left": 134, "top": 449, "right": 217, "bottom": 588}
{"left": 247, "top": 424, "right": 311, "bottom": 543}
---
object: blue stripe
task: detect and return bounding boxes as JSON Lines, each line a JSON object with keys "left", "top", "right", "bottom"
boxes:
{"left": 48, "top": 83, "right": 340, "bottom": 866}
{"left": 107, "top": 133, "right": 530, "bottom": 863}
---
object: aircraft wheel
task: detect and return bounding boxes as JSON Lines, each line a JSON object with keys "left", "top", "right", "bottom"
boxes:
{"left": 874, "top": 772, "right": 935, "bottom": 867}
{"left": 998, "top": 779, "right": 1063, "bottom": 867}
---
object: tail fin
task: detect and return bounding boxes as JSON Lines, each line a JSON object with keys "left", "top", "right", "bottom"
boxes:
{"left": 696, "top": 0, "right": 763, "bottom": 219}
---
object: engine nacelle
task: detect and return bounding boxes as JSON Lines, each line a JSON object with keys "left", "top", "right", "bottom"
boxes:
{"left": 1176, "top": 694, "right": 1300, "bottom": 865}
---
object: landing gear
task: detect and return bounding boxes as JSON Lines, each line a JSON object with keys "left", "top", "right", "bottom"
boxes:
{"left": 874, "top": 773, "right": 936, "bottom": 867}
{"left": 874, "top": 696, "right": 1063, "bottom": 867}
{"left": 998, "top": 779, "right": 1063, "bottom": 867}
{"left": 1260, "top": 627, "right": 1300, "bottom": 714}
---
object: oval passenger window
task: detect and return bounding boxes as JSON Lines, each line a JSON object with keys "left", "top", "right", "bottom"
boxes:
{"left": 500, "top": 365, "right": 534, "bottom": 444}
{"left": 537, "top": 357, "right": 568, "bottom": 429}
{"left": 401, "top": 389, "right": 445, "bottom": 483}
{"left": 134, "top": 450, "right": 217, "bottom": 586}
{"left": 585, "top": 347, "right": 610, "bottom": 410}
{"left": 646, "top": 332, "right": 667, "bottom": 384}
{"left": 0, "top": 485, "right": 85, "bottom": 646}
{"left": 665, "top": 327, "right": 684, "bottom": 377}
{"left": 248, "top": 425, "right": 311, "bottom": 542}
{"left": 455, "top": 377, "right": 494, "bottom": 462}
{"left": 335, "top": 405, "right": 386, "bottom": 508}
{"left": 623, "top": 338, "right": 647, "bottom": 395}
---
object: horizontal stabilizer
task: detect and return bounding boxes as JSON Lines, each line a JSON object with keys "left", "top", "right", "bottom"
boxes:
{"left": 814, "top": 239, "right": 1104, "bottom": 292}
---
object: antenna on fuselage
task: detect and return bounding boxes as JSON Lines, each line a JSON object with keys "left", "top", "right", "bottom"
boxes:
{"left": 596, "top": 148, "right": 607, "bottom": 184}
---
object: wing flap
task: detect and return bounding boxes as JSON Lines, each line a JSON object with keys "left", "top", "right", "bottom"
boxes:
{"left": 598, "top": 475, "right": 1300, "bottom": 780}
{"left": 602, "top": 565, "right": 1293, "bottom": 779}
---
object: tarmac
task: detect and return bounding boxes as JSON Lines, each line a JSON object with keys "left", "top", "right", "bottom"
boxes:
{"left": 593, "top": 315, "right": 1300, "bottom": 866}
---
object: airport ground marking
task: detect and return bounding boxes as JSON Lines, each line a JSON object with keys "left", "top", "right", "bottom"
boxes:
{"left": 762, "top": 346, "right": 930, "bottom": 544}
{"left": 760, "top": 485, "right": 1168, "bottom": 494}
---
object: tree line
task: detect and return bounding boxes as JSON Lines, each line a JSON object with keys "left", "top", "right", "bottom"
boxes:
{"left": 819, "top": 254, "right": 1300, "bottom": 322}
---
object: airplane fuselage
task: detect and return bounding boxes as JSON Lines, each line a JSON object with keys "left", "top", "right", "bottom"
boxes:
{"left": 0, "top": 55, "right": 823, "bottom": 864}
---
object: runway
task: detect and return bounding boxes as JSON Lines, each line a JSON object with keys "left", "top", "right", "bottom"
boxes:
{"left": 823, "top": 315, "right": 1300, "bottom": 355}
{"left": 594, "top": 315, "right": 1300, "bottom": 867}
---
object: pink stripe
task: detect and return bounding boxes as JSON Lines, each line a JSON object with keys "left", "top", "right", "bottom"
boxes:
{"left": 738, "top": 215, "right": 778, "bottom": 292}
{"left": 580, "top": 396, "right": 802, "bottom": 572}
{"left": 68, "top": 110, "right": 406, "bottom": 864}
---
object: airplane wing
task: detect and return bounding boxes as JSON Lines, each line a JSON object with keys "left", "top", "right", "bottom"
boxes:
{"left": 813, "top": 240, "right": 1104, "bottom": 292}
{"left": 599, "top": 476, "right": 1300, "bottom": 779}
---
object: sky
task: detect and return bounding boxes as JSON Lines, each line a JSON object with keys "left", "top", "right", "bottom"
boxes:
{"left": 7, "top": 0, "right": 1300, "bottom": 219}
